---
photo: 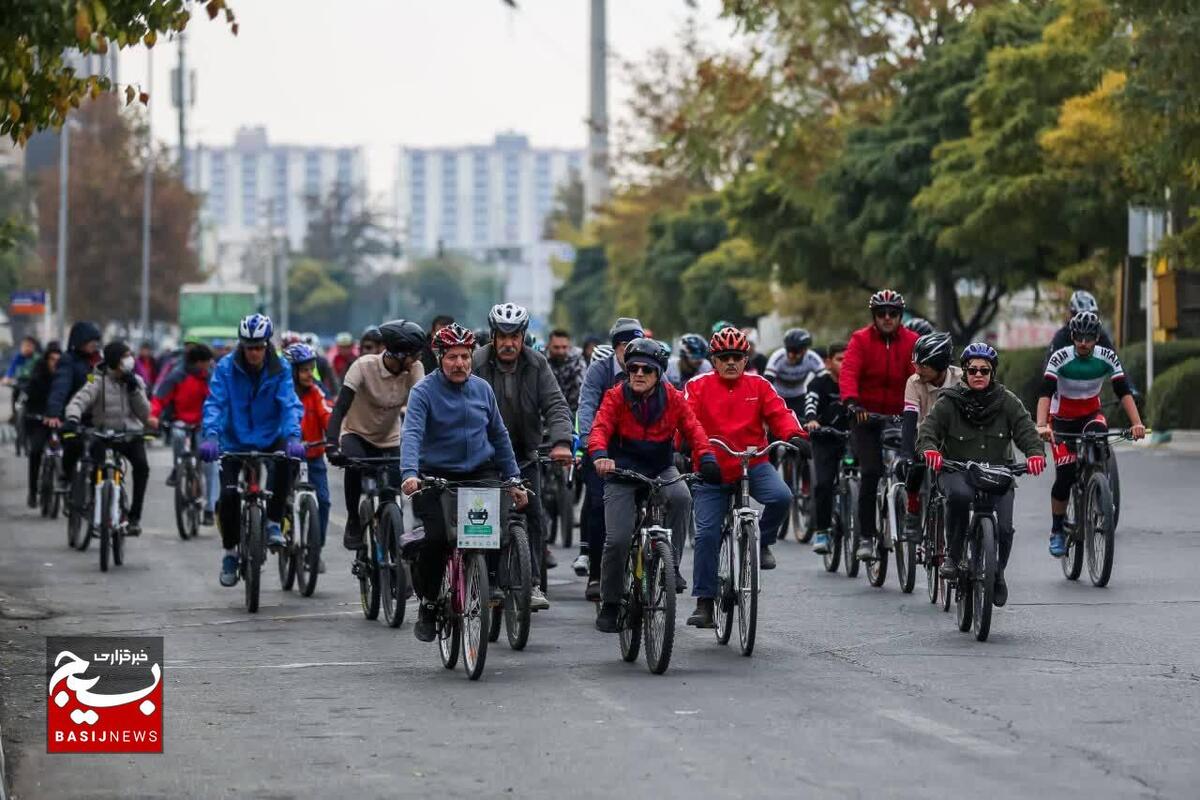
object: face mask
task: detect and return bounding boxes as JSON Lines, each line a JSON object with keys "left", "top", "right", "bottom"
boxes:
{"left": 120, "top": 355, "right": 135, "bottom": 373}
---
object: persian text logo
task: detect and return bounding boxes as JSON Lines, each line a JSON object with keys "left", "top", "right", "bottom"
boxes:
{"left": 46, "top": 636, "right": 163, "bottom": 753}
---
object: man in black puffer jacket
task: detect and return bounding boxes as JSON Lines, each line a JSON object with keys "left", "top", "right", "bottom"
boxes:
{"left": 45, "top": 321, "right": 103, "bottom": 483}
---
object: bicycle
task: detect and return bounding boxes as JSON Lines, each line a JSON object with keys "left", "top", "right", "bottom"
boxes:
{"left": 338, "top": 456, "right": 409, "bottom": 627}
{"left": 75, "top": 429, "right": 146, "bottom": 573}
{"left": 913, "top": 467, "right": 948, "bottom": 607}
{"left": 708, "top": 438, "right": 796, "bottom": 656}
{"left": 64, "top": 430, "right": 99, "bottom": 551}
{"left": 541, "top": 449, "right": 577, "bottom": 550}
{"left": 851, "top": 414, "right": 903, "bottom": 588}
{"left": 940, "top": 459, "right": 1028, "bottom": 642}
{"left": 607, "top": 468, "right": 694, "bottom": 675}
{"left": 416, "top": 476, "right": 522, "bottom": 681}
{"left": 171, "top": 423, "right": 205, "bottom": 540}
{"left": 27, "top": 415, "right": 66, "bottom": 519}
{"left": 1052, "top": 425, "right": 1144, "bottom": 588}
{"left": 777, "top": 443, "right": 814, "bottom": 543}
{"left": 278, "top": 444, "right": 325, "bottom": 599}
{"left": 222, "top": 451, "right": 295, "bottom": 613}
{"left": 486, "top": 487, "right": 534, "bottom": 650}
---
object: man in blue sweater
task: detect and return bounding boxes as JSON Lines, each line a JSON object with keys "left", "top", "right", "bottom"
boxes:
{"left": 400, "top": 323, "right": 529, "bottom": 642}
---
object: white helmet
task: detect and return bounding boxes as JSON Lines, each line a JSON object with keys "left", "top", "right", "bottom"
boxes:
{"left": 488, "top": 303, "right": 530, "bottom": 335}
{"left": 592, "top": 344, "right": 614, "bottom": 362}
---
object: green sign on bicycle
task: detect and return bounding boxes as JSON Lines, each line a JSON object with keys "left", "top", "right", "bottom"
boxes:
{"left": 457, "top": 488, "right": 501, "bottom": 549}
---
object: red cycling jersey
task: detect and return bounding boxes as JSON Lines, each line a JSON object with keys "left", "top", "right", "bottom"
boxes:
{"left": 839, "top": 324, "right": 918, "bottom": 415}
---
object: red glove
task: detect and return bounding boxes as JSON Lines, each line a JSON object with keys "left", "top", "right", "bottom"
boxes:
{"left": 923, "top": 450, "right": 943, "bottom": 472}
{"left": 1051, "top": 442, "right": 1075, "bottom": 467}
{"left": 1026, "top": 455, "right": 1046, "bottom": 476}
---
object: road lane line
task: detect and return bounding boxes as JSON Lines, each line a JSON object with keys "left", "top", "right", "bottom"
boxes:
{"left": 878, "top": 708, "right": 1016, "bottom": 757}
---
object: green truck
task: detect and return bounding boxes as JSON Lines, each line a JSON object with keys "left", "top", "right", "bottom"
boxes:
{"left": 178, "top": 283, "right": 260, "bottom": 343}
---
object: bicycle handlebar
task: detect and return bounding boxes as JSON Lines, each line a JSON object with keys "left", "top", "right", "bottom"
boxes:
{"left": 940, "top": 459, "right": 1030, "bottom": 477}
{"left": 220, "top": 450, "right": 299, "bottom": 463}
{"left": 65, "top": 428, "right": 154, "bottom": 443}
{"left": 1050, "top": 428, "right": 1149, "bottom": 441}
{"left": 606, "top": 468, "right": 698, "bottom": 489}
{"left": 418, "top": 476, "right": 528, "bottom": 492}
{"left": 707, "top": 437, "right": 796, "bottom": 461}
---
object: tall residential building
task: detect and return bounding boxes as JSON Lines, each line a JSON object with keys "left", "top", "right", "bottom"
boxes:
{"left": 188, "top": 126, "right": 366, "bottom": 283}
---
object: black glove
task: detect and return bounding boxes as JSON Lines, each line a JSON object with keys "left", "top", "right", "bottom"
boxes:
{"left": 62, "top": 419, "right": 79, "bottom": 434}
{"left": 325, "top": 442, "right": 345, "bottom": 466}
{"left": 788, "top": 435, "right": 811, "bottom": 459}
{"left": 123, "top": 373, "right": 139, "bottom": 392}
{"left": 699, "top": 457, "right": 723, "bottom": 485}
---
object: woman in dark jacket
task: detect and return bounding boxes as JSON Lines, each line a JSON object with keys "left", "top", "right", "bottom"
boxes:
{"left": 23, "top": 341, "right": 62, "bottom": 507}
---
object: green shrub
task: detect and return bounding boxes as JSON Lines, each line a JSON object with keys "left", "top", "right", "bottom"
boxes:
{"left": 1145, "top": 357, "right": 1200, "bottom": 430}
{"left": 1104, "top": 339, "right": 1200, "bottom": 426}
{"left": 997, "top": 346, "right": 1046, "bottom": 414}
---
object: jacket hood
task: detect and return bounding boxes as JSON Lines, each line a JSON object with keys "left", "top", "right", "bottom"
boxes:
{"left": 67, "top": 321, "right": 102, "bottom": 352}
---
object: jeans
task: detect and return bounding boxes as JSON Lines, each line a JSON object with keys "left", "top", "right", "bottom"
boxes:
{"left": 216, "top": 439, "right": 292, "bottom": 550}
{"left": 306, "top": 456, "right": 331, "bottom": 546}
{"left": 811, "top": 437, "right": 845, "bottom": 531}
{"left": 170, "top": 426, "right": 218, "bottom": 512}
{"left": 941, "top": 471, "right": 1014, "bottom": 569}
{"left": 691, "top": 463, "right": 792, "bottom": 598}
{"left": 600, "top": 466, "right": 691, "bottom": 605}
{"left": 850, "top": 421, "right": 885, "bottom": 538}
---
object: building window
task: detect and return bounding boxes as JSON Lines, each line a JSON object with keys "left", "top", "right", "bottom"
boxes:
{"left": 241, "top": 154, "right": 258, "bottom": 228}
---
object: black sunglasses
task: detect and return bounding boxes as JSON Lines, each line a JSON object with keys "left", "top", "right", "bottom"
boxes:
{"left": 966, "top": 366, "right": 992, "bottom": 376}
{"left": 873, "top": 309, "right": 901, "bottom": 319}
{"left": 714, "top": 352, "right": 747, "bottom": 363}
{"left": 626, "top": 364, "right": 658, "bottom": 376}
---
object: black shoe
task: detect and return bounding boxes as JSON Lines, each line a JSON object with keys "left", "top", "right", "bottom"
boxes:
{"left": 939, "top": 560, "right": 957, "bottom": 580}
{"left": 202, "top": 510, "right": 215, "bottom": 527}
{"left": 544, "top": 547, "right": 557, "bottom": 569}
{"left": 125, "top": 522, "right": 142, "bottom": 537}
{"left": 165, "top": 468, "right": 177, "bottom": 488}
{"left": 902, "top": 512, "right": 922, "bottom": 543}
{"left": 855, "top": 537, "right": 878, "bottom": 561}
{"left": 27, "top": 492, "right": 37, "bottom": 509}
{"left": 414, "top": 604, "right": 437, "bottom": 642}
{"left": 342, "top": 518, "right": 362, "bottom": 551}
{"left": 760, "top": 545, "right": 777, "bottom": 570}
{"left": 993, "top": 570, "right": 1008, "bottom": 607}
{"left": 584, "top": 580, "right": 601, "bottom": 602}
{"left": 595, "top": 603, "right": 621, "bottom": 633}
{"left": 674, "top": 570, "right": 687, "bottom": 594}
{"left": 687, "top": 598, "right": 715, "bottom": 628}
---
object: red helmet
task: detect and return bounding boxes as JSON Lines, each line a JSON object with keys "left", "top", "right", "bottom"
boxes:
{"left": 869, "top": 289, "right": 905, "bottom": 311}
{"left": 433, "top": 323, "right": 476, "bottom": 357}
{"left": 709, "top": 326, "right": 750, "bottom": 356}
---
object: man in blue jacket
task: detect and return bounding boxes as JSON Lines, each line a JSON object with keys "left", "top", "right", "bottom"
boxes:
{"left": 400, "top": 323, "right": 528, "bottom": 643}
{"left": 200, "top": 314, "right": 305, "bottom": 588}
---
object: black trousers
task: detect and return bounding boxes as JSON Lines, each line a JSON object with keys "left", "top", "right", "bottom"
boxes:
{"left": 941, "top": 471, "right": 1015, "bottom": 569}
{"left": 216, "top": 439, "right": 291, "bottom": 550}
{"left": 812, "top": 438, "right": 844, "bottom": 531}
{"left": 520, "top": 460, "right": 546, "bottom": 587}
{"left": 25, "top": 422, "right": 51, "bottom": 496}
{"left": 850, "top": 421, "right": 885, "bottom": 538}
{"left": 340, "top": 433, "right": 401, "bottom": 529}
{"left": 1050, "top": 414, "right": 1102, "bottom": 502}
{"left": 77, "top": 438, "right": 149, "bottom": 523}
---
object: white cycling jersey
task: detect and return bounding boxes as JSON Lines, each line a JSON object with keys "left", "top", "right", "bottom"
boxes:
{"left": 763, "top": 348, "right": 823, "bottom": 399}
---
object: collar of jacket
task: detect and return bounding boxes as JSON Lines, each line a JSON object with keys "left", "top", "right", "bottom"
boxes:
{"left": 481, "top": 343, "right": 532, "bottom": 373}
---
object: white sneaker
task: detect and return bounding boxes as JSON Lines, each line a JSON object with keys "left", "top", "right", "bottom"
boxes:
{"left": 572, "top": 553, "right": 589, "bottom": 577}
{"left": 530, "top": 587, "right": 551, "bottom": 611}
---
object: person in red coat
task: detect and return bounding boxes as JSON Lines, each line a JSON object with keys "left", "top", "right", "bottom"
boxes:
{"left": 150, "top": 344, "right": 218, "bottom": 525}
{"left": 682, "top": 327, "right": 811, "bottom": 628}
{"left": 839, "top": 289, "right": 918, "bottom": 560}
{"left": 588, "top": 338, "right": 720, "bottom": 633}
{"left": 285, "top": 343, "right": 333, "bottom": 558}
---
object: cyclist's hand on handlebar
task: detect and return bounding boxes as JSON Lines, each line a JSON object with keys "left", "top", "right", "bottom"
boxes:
{"left": 805, "top": 419, "right": 820, "bottom": 433}
{"left": 549, "top": 443, "right": 573, "bottom": 464}
{"left": 846, "top": 400, "right": 868, "bottom": 425}
{"left": 45, "top": 416, "right": 62, "bottom": 429}
{"left": 508, "top": 486, "right": 529, "bottom": 511}
{"left": 923, "top": 450, "right": 943, "bottom": 472}
{"left": 198, "top": 439, "right": 220, "bottom": 463}
{"left": 285, "top": 439, "right": 306, "bottom": 460}
{"left": 595, "top": 457, "right": 616, "bottom": 477}
{"left": 1026, "top": 455, "right": 1046, "bottom": 476}
{"left": 1036, "top": 423, "right": 1053, "bottom": 442}
{"left": 325, "top": 442, "right": 345, "bottom": 466}
{"left": 401, "top": 477, "right": 421, "bottom": 496}
{"left": 1130, "top": 423, "right": 1146, "bottom": 441}
{"left": 146, "top": 416, "right": 160, "bottom": 432}
{"left": 788, "top": 435, "right": 811, "bottom": 458}
{"left": 699, "top": 457, "right": 723, "bottom": 485}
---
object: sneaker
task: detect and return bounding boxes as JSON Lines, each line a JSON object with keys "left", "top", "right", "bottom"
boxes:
{"left": 585, "top": 580, "right": 601, "bottom": 602}
{"left": 760, "top": 545, "right": 777, "bottom": 570}
{"left": 544, "top": 547, "right": 557, "bottom": 569}
{"left": 572, "top": 553, "right": 590, "bottom": 576}
{"left": 812, "top": 531, "right": 831, "bottom": 555}
{"left": 219, "top": 554, "right": 239, "bottom": 587}
{"left": 489, "top": 585, "right": 505, "bottom": 606}
{"left": 124, "top": 522, "right": 142, "bottom": 537}
{"left": 855, "top": 537, "right": 878, "bottom": 562}
{"left": 595, "top": 603, "right": 620, "bottom": 633}
{"left": 902, "top": 512, "right": 922, "bottom": 543}
{"left": 414, "top": 604, "right": 437, "bottom": 642}
{"left": 530, "top": 587, "right": 550, "bottom": 611}
{"left": 165, "top": 468, "right": 177, "bottom": 488}
{"left": 938, "top": 560, "right": 957, "bottom": 580}
{"left": 202, "top": 510, "right": 215, "bottom": 527}
{"left": 993, "top": 570, "right": 1008, "bottom": 607}
{"left": 1048, "top": 532, "right": 1067, "bottom": 558}
{"left": 342, "top": 518, "right": 362, "bottom": 551}
{"left": 674, "top": 569, "right": 687, "bottom": 594}
{"left": 687, "top": 598, "right": 715, "bottom": 628}
{"left": 266, "top": 521, "right": 284, "bottom": 549}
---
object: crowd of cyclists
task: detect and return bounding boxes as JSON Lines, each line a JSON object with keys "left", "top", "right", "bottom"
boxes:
{"left": 3, "top": 285, "right": 1146, "bottom": 657}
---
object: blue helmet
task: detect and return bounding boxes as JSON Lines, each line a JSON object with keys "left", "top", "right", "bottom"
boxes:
{"left": 679, "top": 333, "right": 708, "bottom": 360}
{"left": 285, "top": 343, "right": 317, "bottom": 367}
{"left": 960, "top": 341, "right": 998, "bottom": 367}
{"left": 238, "top": 313, "right": 273, "bottom": 344}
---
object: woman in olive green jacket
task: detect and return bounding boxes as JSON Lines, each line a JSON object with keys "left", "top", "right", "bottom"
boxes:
{"left": 916, "top": 342, "right": 1046, "bottom": 607}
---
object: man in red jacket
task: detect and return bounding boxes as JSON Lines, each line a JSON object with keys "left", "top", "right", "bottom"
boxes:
{"left": 589, "top": 338, "right": 720, "bottom": 633}
{"left": 683, "top": 327, "right": 810, "bottom": 628}
{"left": 839, "top": 289, "right": 918, "bottom": 560}
{"left": 150, "top": 344, "right": 217, "bottom": 526}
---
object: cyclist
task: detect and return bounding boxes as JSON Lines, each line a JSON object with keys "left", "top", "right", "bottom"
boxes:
{"left": 905, "top": 318, "right": 935, "bottom": 337}
{"left": 399, "top": 323, "right": 528, "bottom": 642}
{"left": 4, "top": 335, "right": 40, "bottom": 421}
{"left": 332, "top": 332, "right": 357, "bottom": 381}
{"left": 899, "top": 332, "right": 961, "bottom": 542}
{"left": 581, "top": 336, "right": 600, "bottom": 365}
{"left": 133, "top": 341, "right": 159, "bottom": 388}
{"left": 282, "top": 343, "right": 333, "bottom": 569}
{"left": 21, "top": 341, "right": 62, "bottom": 508}
{"left": 546, "top": 328, "right": 586, "bottom": 414}
{"left": 764, "top": 328, "right": 823, "bottom": 422}
{"left": 359, "top": 325, "right": 384, "bottom": 357}
{"left": 803, "top": 343, "right": 849, "bottom": 555}
{"left": 840, "top": 289, "right": 918, "bottom": 561}
{"left": 1046, "top": 290, "right": 1114, "bottom": 359}
{"left": 589, "top": 337, "right": 718, "bottom": 632}
{"left": 45, "top": 321, "right": 103, "bottom": 488}
{"left": 150, "top": 343, "right": 218, "bottom": 526}
{"left": 575, "top": 317, "right": 644, "bottom": 598}
{"left": 1037, "top": 311, "right": 1145, "bottom": 557}
{"left": 473, "top": 304, "right": 574, "bottom": 611}
{"left": 326, "top": 319, "right": 426, "bottom": 550}
{"left": 419, "top": 314, "right": 455, "bottom": 374}
{"left": 918, "top": 343, "right": 1046, "bottom": 606}
{"left": 664, "top": 333, "right": 712, "bottom": 390}
{"left": 64, "top": 341, "right": 156, "bottom": 537}
{"left": 200, "top": 314, "right": 305, "bottom": 588}
{"left": 297, "top": 332, "right": 338, "bottom": 396}
{"left": 684, "top": 327, "right": 807, "bottom": 628}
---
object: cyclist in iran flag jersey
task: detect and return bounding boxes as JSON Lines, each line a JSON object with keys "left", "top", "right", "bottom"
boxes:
{"left": 1036, "top": 311, "right": 1146, "bottom": 558}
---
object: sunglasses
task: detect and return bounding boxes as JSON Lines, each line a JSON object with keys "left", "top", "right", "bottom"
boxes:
{"left": 242, "top": 343, "right": 267, "bottom": 352}
{"left": 714, "top": 352, "right": 747, "bottom": 363}
{"left": 966, "top": 366, "right": 992, "bottom": 376}
{"left": 873, "top": 309, "right": 901, "bottom": 319}
{"left": 1072, "top": 336, "right": 1097, "bottom": 345}
{"left": 626, "top": 364, "right": 658, "bottom": 376}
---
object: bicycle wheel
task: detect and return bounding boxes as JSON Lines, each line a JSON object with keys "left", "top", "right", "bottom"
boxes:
{"left": 777, "top": 459, "right": 793, "bottom": 542}
{"left": 794, "top": 456, "right": 815, "bottom": 543}
{"left": 714, "top": 525, "right": 735, "bottom": 645}
{"left": 39, "top": 455, "right": 55, "bottom": 518}
{"left": 893, "top": 485, "right": 916, "bottom": 594}
{"left": 1107, "top": 450, "right": 1121, "bottom": 530}
{"left": 358, "top": 499, "right": 381, "bottom": 620}
{"left": 502, "top": 522, "right": 532, "bottom": 650}
{"left": 824, "top": 505, "right": 843, "bottom": 573}
{"left": 972, "top": 517, "right": 996, "bottom": 642}
{"left": 66, "top": 470, "right": 87, "bottom": 550}
{"left": 277, "top": 511, "right": 297, "bottom": 591}
{"left": 642, "top": 539, "right": 677, "bottom": 674}
{"left": 1085, "top": 472, "right": 1115, "bottom": 587}
{"left": 437, "top": 565, "right": 460, "bottom": 669}
{"left": 296, "top": 495, "right": 321, "bottom": 598}
{"left": 618, "top": 547, "right": 642, "bottom": 663}
{"left": 174, "top": 462, "right": 199, "bottom": 540}
{"left": 842, "top": 480, "right": 860, "bottom": 578}
{"left": 925, "top": 499, "right": 942, "bottom": 605}
{"left": 736, "top": 520, "right": 759, "bottom": 657}
{"left": 558, "top": 472, "right": 575, "bottom": 549}
{"left": 955, "top": 535, "right": 973, "bottom": 633}
{"left": 99, "top": 485, "right": 111, "bottom": 573}
{"left": 244, "top": 503, "right": 263, "bottom": 613}
{"left": 1061, "top": 490, "right": 1084, "bottom": 581}
{"left": 461, "top": 552, "right": 490, "bottom": 680}
{"left": 379, "top": 504, "right": 407, "bottom": 626}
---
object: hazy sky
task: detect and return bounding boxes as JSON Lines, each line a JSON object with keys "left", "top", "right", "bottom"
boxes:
{"left": 119, "top": 0, "right": 735, "bottom": 200}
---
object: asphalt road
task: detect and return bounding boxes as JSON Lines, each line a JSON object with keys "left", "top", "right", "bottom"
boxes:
{"left": 1, "top": 441, "right": 1198, "bottom": 799}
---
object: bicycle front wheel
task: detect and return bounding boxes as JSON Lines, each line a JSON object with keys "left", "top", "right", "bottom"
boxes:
{"left": 461, "top": 552, "right": 490, "bottom": 680}
{"left": 893, "top": 484, "right": 915, "bottom": 594}
{"left": 715, "top": 525, "right": 735, "bottom": 644}
{"left": 558, "top": 472, "right": 575, "bottom": 549}
{"left": 972, "top": 517, "right": 996, "bottom": 642}
{"left": 39, "top": 456, "right": 56, "bottom": 518}
{"left": 794, "top": 456, "right": 814, "bottom": 543}
{"left": 619, "top": 548, "right": 642, "bottom": 663}
{"left": 643, "top": 539, "right": 677, "bottom": 674}
{"left": 296, "top": 495, "right": 321, "bottom": 598}
{"left": 842, "top": 480, "right": 860, "bottom": 578}
{"left": 736, "top": 521, "right": 759, "bottom": 657}
{"left": 1061, "top": 490, "right": 1084, "bottom": 581}
{"left": 244, "top": 504, "right": 263, "bottom": 613}
{"left": 379, "top": 504, "right": 407, "bottom": 626}
{"left": 437, "top": 564, "right": 460, "bottom": 669}
{"left": 925, "top": 498, "right": 943, "bottom": 605}
{"left": 98, "top": 489, "right": 111, "bottom": 573}
{"left": 502, "top": 522, "right": 532, "bottom": 650}
{"left": 277, "top": 511, "right": 297, "bottom": 591}
{"left": 67, "top": 471, "right": 87, "bottom": 550}
{"left": 358, "top": 500, "right": 381, "bottom": 620}
{"left": 1085, "top": 472, "right": 1115, "bottom": 587}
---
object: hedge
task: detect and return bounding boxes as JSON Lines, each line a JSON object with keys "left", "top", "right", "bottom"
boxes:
{"left": 1146, "top": 357, "right": 1200, "bottom": 430}
{"left": 996, "top": 346, "right": 1048, "bottom": 414}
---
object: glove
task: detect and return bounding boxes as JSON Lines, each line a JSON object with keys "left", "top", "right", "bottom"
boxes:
{"left": 788, "top": 435, "right": 811, "bottom": 459}
{"left": 62, "top": 419, "right": 79, "bottom": 434}
{"left": 845, "top": 400, "right": 863, "bottom": 418}
{"left": 198, "top": 439, "right": 220, "bottom": 463}
{"left": 699, "top": 456, "right": 723, "bottom": 485}
{"left": 123, "top": 373, "right": 139, "bottom": 392}
{"left": 923, "top": 450, "right": 943, "bottom": 472}
{"left": 325, "top": 442, "right": 345, "bottom": 466}
{"left": 1026, "top": 455, "right": 1046, "bottom": 476}
{"left": 1052, "top": 441, "right": 1075, "bottom": 466}
{"left": 286, "top": 439, "right": 306, "bottom": 460}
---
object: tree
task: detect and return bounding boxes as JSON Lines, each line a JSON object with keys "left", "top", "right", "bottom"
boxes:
{"left": 680, "top": 237, "right": 770, "bottom": 328}
{"left": 287, "top": 257, "right": 348, "bottom": 333}
{"left": 554, "top": 245, "right": 613, "bottom": 337}
{"left": 542, "top": 169, "right": 584, "bottom": 240}
{"left": 302, "top": 184, "right": 391, "bottom": 283}
{"left": 0, "top": 172, "right": 38, "bottom": 301}
{"left": 34, "top": 95, "right": 201, "bottom": 325}
{"left": 1, "top": 0, "right": 237, "bottom": 144}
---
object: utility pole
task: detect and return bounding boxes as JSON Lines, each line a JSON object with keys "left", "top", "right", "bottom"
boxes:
{"left": 176, "top": 30, "right": 188, "bottom": 172}
{"left": 584, "top": 0, "right": 610, "bottom": 218}
{"left": 55, "top": 122, "right": 70, "bottom": 340}
{"left": 140, "top": 49, "right": 154, "bottom": 342}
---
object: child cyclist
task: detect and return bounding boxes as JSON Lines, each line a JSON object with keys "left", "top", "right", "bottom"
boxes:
{"left": 285, "top": 343, "right": 332, "bottom": 567}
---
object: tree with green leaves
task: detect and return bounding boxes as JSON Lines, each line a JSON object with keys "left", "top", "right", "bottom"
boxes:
{"left": 554, "top": 245, "right": 613, "bottom": 337}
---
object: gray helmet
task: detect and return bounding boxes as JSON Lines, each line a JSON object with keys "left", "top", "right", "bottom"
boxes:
{"left": 1068, "top": 311, "right": 1102, "bottom": 340}
{"left": 905, "top": 317, "right": 935, "bottom": 336}
{"left": 912, "top": 332, "right": 953, "bottom": 372}
{"left": 1068, "top": 290, "right": 1098, "bottom": 315}
{"left": 609, "top": 317, "right": 644, "bottom": 346}
{"left": 488, "top": 303, "right": 530, "bottom": 335}
{"left": 783, "top": 328, "right": 813, "bottom": 351}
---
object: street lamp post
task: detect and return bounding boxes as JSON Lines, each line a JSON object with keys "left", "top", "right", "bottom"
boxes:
{"left": 55, "top": 122, "right": 70, "bottom": 340}
{"left": 139, "top": 49, "right": 154, "bottom": 342}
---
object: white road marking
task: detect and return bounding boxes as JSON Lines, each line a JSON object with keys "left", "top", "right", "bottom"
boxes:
{"left": 878, "top": 708, "right": 1016, "bottom": 757}
{"left": 169, "top": 660, "right": 393, "bottom": 671}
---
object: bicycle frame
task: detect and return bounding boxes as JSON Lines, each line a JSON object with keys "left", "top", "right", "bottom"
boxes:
{"left": 708, "top": 438, "right": 796, "bottom": 581}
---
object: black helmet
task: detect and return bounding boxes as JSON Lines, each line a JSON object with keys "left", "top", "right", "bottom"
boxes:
{"left": 1068, "top": 290, "right": 1098, "bottom": 315}
{"left": 1068, "top": 311, "right": 1102, "bottom": 340}
{"left": 912, "top": 332, "right": 953, "bottom": 372}
{"left": 906, "top": 317, "right": 935, "bottom": 336}
{"left": 783, "top": 328, "right": 813, "bottom": 351}
{"left": 360, "top": 325, "right": 383, "bottom": 345}
{"left": 379, "top": 319, "right": 426, "bottom": 357}
{"left": 623, "top": 337, "right": 669, "bottom": 373}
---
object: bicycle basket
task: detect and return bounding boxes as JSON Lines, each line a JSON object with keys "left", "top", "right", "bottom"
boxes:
{"left": 966, "top": 463, "right": 1014, "bottom": 495}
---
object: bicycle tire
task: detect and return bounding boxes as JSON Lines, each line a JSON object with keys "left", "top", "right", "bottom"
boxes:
{"left": 1107, "top": 450, "right": 1121, "bottom": 529}
{"left": 379, "top": 503, "right": 407, "bottom": 626}
{"left": 503, "top": 522, "right": 532, "bottom": 650}
{"left": 358, "top": 498, "right": 381, "bottom": 620}
{"left": 462, "top": 552, "right": 490, "bottom": 680}
{"left": 438, "top": 564, "right": 460, "bottom": 669}
{"left": 925, "top": 498, "right": 942, "bottom": 605}
{"left": 66, "top": 470, "right": 87, "bottom": 550}
{"left": 99, "top": 485, "right": 111, "bottom": 573}
{"left": 244, "top": 503, "right": 263, "bottom": 613}
{"left": 1085, "top": 472, "right": 1115, "bottom": 587}
{"left": 39, "top": 455, "right": 55, "bottom": 518}
{"left": 795, "top": 456, "right": 815, "bottom": 543}
{"left": 867, "top": 532, "right": 888, "bottom": 587}
{"left": 1061, "top": 489, "right": 1084, "bottom": 581}
{"left": 824, "top": 510, "right": 843, "bottom": 573}
{"left": 973, "top": 517, "right": 996, "bottom": 642}
{"left": 715, "top": 525, "right": 735, "bottom": 644}
{"left": 736, "top": 519, "right": 759, "bottom": 657}
{"left": 277, "top": 510, "right": 297, "bottom": 591}
{"left": 618, "top": 547, "right": 642, "bottom": 663}
{"left": 297, "top": 495, "right": 321, "bottom": 598}
{"left": 643, "top": 538, "right": 676, "bottom": 674}
{"left": 558, "top": 471, "right": 575, "bottom": 550}
{"left": 892, "top": 484, "right": 915, "bottom": 593}
{"left": 843, "top": 479, "right": 860, "bottom": 578}
{"left": 956, "top": 536, "right": 973, "bottom": 633}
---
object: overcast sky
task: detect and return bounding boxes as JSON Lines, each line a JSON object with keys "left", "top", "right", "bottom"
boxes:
{"left": 119, "top": 0, "right": 735, "bottom": 201}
